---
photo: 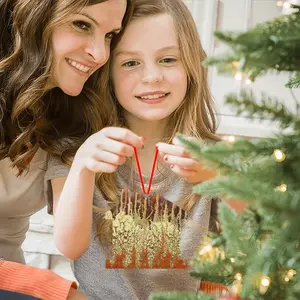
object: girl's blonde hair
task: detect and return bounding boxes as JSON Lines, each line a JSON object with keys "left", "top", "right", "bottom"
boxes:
{"left": 95, "top": 0, "right": 219, "bottom": 246}
{"left": 0, "top": 0, "right": 132, "bottom": 171}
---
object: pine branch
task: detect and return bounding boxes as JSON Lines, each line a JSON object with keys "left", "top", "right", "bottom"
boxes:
{"left": 225, "top": 90, "right": 300, "bottom": 131}
{"left": 204, "top": 9, "right": 300, "bottom": 83}
{"left": 286, "top": 72, "right": 300, "bottom": 88}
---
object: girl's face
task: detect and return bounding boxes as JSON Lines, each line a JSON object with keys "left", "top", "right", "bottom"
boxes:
{"left": 111, "top": 14, "right": 188, "bottom": 122}
{"left": 51, "top": 0, "right": 127, "bottom": 96}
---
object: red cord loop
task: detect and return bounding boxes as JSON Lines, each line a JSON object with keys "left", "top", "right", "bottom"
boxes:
{"left": 133, "top": 146, "right": 159, "bottom": 194}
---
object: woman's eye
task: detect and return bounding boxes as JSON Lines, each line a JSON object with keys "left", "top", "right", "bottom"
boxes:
{"left": 161, "top": 57, "right": 177, "bottom": 64}
{"left": 106, "top": 32, "right": 118, "bottom": 40}
{"left": 73, "top": 20, "right": 91, "bottom": 31}
{"left": 122, "top": 61, "right": 139, "bottom": 68}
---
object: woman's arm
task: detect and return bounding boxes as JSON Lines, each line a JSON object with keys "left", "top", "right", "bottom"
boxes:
{"left": 0, "top": 260, "right": 86, "bottom": 300}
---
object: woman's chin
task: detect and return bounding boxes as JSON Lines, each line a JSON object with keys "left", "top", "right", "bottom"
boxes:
{"left": 61, "top": 84, "right": 84, "bottom": 97}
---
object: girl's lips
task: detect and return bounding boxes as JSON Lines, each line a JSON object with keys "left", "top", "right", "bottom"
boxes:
{"left": 137, "top": 93, "right": 170, "bottom": 104}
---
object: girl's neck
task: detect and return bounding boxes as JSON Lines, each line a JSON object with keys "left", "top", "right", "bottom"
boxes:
{"left": 125, "top": 114, "right": 169, "bottom": 144}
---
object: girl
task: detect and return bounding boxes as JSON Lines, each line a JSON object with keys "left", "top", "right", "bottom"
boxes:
{"left": 47, "top": 0, "right": 219, "bottom": 299}
{"left": 0, "top": 0, "right": 132, "bottom": 298}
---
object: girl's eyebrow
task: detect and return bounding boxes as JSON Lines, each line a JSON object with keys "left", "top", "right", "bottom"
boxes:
{"left": 115, "top": 45, "right": 179, "bottom": 58}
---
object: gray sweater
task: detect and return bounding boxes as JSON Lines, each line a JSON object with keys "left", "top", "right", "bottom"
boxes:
{"left": 45, "top": 156, "right": 217, "bottom": 300}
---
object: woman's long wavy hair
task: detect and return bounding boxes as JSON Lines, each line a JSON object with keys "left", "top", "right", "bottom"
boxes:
{"left": 0, "top": 0, "right": 132, "bottom": 171}
{"left": 94, "top": 0, "right": 220, "bottom": 247}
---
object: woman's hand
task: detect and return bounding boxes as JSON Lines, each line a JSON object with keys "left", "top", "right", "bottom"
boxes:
{"left": 156, "top": 137, "right": 216, "bottom": 184}
{"left": 74, "top": 127, "right": 144, "bottom": 174}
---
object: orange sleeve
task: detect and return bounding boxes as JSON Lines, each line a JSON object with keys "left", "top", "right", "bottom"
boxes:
{"left": 0, "top": 260, "right": 77, "bottom": 300}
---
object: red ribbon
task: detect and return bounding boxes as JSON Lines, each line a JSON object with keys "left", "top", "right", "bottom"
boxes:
{"left": 133, "top": 146, "right": 159, "bottom": 194}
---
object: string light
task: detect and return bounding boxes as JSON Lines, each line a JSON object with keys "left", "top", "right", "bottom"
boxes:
{"left": 275, "top": 184, "right": 287, "bottom": 192}
{"left": 199, "top": 244, "right": 213, "bottom": 256}
{"left": 277, "top": 1, "right": 284, "bottom": 6}
{"left": 245, "top": 78, "right": 252, "bottom": 84}
{"left": 273, "top": 149, "right": 286, "bottom": 162}
{"left": 228, "top": 135, "right": 236, "bottom": 143}
{"left": 259, "top": 276, "right": 271, "bottom": 295}
{"left": 235, "top": 72, "right": 243, "bottom": 81}
{"left": 283, "top": 2, "right": 291, "bottom": 8}
{"left": 231, "top": 273, "right": 243, "bottom": 295}
{"left": 230, "top": 257, "right": 235, "bottom": 263}
{"left": 235, "top": 273, "right": 242, "bottom": 281}
{"left": 284, "top": 269, "right": 296, "bottom": 282}
{"left": 222, "top": 135, "right": 236, "bottom": 143}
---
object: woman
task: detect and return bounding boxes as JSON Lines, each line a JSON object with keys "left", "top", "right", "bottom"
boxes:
{"left": 0, "top": 0, "right": 132, "bottom": 298}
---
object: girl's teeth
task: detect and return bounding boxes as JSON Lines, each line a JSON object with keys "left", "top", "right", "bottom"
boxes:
{"left": 141, "top": 94, "right": 166, "bottom": 99}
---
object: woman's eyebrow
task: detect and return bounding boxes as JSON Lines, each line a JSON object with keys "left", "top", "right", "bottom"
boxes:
{"left": 78, "top": 13, "right": 122, "bottom": 32}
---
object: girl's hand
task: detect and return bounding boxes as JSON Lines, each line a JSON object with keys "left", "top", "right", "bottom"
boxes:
{"left": 156, "top": 137, "right": 216, "bottom": 184}
{"left": 74, "top": 127, "right": 144, "bottom": 173}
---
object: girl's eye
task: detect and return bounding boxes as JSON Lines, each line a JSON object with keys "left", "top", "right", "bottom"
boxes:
{"left": 73, "top": 20, "right": 91, "bottom": 31}
{"left": 122, "top": 61, "right": 139, "bottom": 68}
{"left": 160, "top": 57, "right": 177, "bottom": 64}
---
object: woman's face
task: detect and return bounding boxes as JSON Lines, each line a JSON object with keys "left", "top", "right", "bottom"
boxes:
{"left": 51, "top": 0, "right": 127, "bottom": 96}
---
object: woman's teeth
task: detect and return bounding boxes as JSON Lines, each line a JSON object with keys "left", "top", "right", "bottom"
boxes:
{"left": 140, "top": 94, "right": 167, "bottom": 99}
{"left": 66, "top": 58, "right": 91, "bottom": 73}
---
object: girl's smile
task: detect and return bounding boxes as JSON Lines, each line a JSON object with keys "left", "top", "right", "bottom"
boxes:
{"left": 135, "top": 91, "right": 170, "bottom": 104}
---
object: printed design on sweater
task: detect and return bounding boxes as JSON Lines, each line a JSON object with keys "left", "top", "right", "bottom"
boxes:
{"left": 105, "top": 190, "right": 188, "bottom": 269}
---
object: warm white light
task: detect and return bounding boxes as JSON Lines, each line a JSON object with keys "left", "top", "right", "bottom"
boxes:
{"left": 235, "top": 72, "right": 243, "bottom": 81}
{"left": 273, "top": 149, "right": 286, "bottom": 162}
{"left": 276, "top": 184, "right": 287, "bottom": 193}
{"left": 261, "top": 276, "right": 271, "bottom": 287}
{"left": 277, "top": 1, "right": 284, "bottom": 6}
{"left": 199, "top": 244, "right": 212, "bottom": 255}
{"left": 235, "top": 273, "right": 242, "bottom": 281}
{"left": 230, "top": 257, "right": 235, "bottom": 263}
{"left": 245, "top": 79, "right": 252, "bottom": 84}
{"left": 228, "top": 136, "right": 236, "bottom": 143}
{"left": 287, "top": 269, "right": 296, "bottom": 278}
{"left": 283, "top": 2, "right": 291, "bottom": 8}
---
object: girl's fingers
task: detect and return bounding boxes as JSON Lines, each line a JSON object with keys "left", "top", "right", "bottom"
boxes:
{"left": 98, "top": 138, "right": 136, "bottom": 157}
{"left": 156, "top": 142, "right": 190, "bottom": 158}
{"left": 92, "top": 150, "right": 127, "bottom": 166}
{"left": 169, "top": 165, "right": 196, "bottom": 177}
{"left": 101, "top": 127, "right": 144, "bottom": 149}
{"left": 163, "top": 155, "right": 198, "bottom": 170}
{"left": 85, "top": 158, "right": 118, "bottom": 174}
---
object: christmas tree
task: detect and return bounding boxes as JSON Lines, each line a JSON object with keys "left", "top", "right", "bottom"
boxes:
{"left": 150, "top": 2, "right": 300, "bottom": 300}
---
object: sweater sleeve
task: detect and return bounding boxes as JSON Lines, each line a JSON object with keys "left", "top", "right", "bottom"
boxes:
{"left": 0, "top": 260, "right": 77, "bottom": 300}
